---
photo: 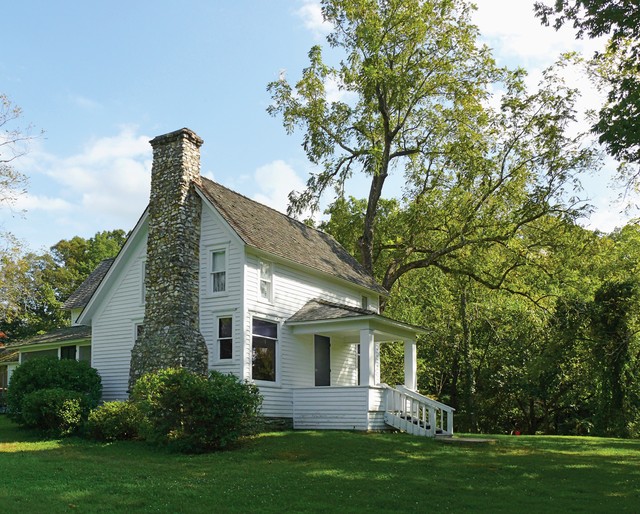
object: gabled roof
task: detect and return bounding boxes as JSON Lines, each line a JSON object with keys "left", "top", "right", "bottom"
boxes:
{"left": 63, "top": 258, "right": 114, "bottom": 310}
{"left": 198, "top": 178, "right": 387, "bottom": 295}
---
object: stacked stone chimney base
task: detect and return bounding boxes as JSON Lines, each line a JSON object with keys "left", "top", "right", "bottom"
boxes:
{"left": 129, "top": 325, "right": 208, "bottom": 385}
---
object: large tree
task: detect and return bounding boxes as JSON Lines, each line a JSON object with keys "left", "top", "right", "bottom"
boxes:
{"left": 269, "top": 0, "right": 597, "bottom": 301}
{"left": 535, "top": 0, "right": 640, "bottom": 186}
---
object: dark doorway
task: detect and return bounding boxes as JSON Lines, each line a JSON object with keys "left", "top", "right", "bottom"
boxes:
{"left": 314, "top": 335, "right": 331, "bottom": 386}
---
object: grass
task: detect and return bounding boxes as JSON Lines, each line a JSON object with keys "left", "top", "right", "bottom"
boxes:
{"left": 1, "top": 416, "right": 639, "bottom": 513}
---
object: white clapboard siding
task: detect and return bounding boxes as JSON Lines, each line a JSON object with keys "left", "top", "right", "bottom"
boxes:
{"left": 293, "top": 386, "right": 386, "bottom": 430}
{"left": 92, "top": 237, "right": 147, "bottom": 401}
{"left": 244, "top": 252, "right": 375, "bottom": 418}
{"left": 199, "top": 208, "right": 244, "bottom": 378}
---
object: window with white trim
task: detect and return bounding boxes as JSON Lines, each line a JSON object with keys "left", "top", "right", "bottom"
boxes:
{"left": 259, "top": 261, "right": 273, "bottom": 301}
{"left": 251, "top": 318, "right": 277, "bottom": 382}
{"left": 217, "top": 316, "right": 233, "bottom": 360}
{"left": 210, "top": 250, "right": 226, "bottom": 293}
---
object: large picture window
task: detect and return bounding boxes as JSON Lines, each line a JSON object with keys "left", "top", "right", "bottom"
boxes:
{"left": 217, "top": 316, "right": 233, "bottom": 360}
{"left": 252, "top": 318, "right": 277, "bottom": 382}
{"left": 210, "top": 250, "right": 226, "bottom": 293}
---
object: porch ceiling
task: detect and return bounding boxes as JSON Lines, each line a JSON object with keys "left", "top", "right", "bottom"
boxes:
{"left": 286, "top": 299, "right": 426, "bottom": 343}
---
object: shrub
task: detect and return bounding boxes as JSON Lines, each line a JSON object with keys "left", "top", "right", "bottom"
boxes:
{"left": 20, "top": 388, "right": 86, "bottom": 436}
{"left": 7, "top": 357, "right": 102, "bottom": 426}
{"left": 131, "top": 368, "right": 262, "bottom": 453}
{"left": 86, "top": 401, "right": 145, "bottom": 441}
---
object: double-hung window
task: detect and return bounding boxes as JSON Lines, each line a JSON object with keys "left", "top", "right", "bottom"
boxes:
{"left": 210, "top": 250, "right": 226, "bottom": 293}
{"left": 217, "top": 316, "right": 233, "bottom": 360}
{"left": 259, "top": 261, "right": 273, "bottom": 301}
{"left": 251, "top": 318, "right": 277, "bottom": 382}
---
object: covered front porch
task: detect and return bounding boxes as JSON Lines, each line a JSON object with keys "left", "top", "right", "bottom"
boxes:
{"left": 286, "top": 299, "right": 454, "bottom": 436}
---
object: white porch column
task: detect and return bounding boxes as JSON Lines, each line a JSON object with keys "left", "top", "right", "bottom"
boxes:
{"left": 359, "top": 329, "right": 376, "bottom": 386}
{"left": 404, "top": 339, "right": 417, "bottom": 391}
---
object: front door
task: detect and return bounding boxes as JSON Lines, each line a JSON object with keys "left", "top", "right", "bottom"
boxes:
{"left": 314, "top": 335, "right": 331, "bottom": 386}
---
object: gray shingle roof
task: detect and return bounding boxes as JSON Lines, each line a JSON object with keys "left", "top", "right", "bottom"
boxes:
{"left": 198, "top": 178, "right": 387, "bottom": 295}
{"left": 287, "top": 298, "right": 378, "bottom": 323}
{"left": 63, "top": 258, "right": 114, "bottom": 310}
{"left": 0, "top": 347, "right": 19, "bottom": 363}
{"left": 13, "top": 325, "right": 91, "bottom": 348}
{"left": 287, "top": 298, "right": 427, "bottom": 335}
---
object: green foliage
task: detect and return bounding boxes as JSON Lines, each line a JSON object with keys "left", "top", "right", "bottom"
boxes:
{"left": 86, "top": 401, "right": 146, "bottom": 441}
{"left": 535, "top": 0, "right": 640, "bottom": 180}
{"left": 590, "top": 279, "right": 639, "bottom": 437}
{"left": 7, "top": 357, "right": 102, "bottom": 424}
{"left": 131, "top": 368, "right": 262, "bottom": 453}
{"left": 49, "top": 229, "right": 126, "bottom": 300}
{"left": 20, "top": 387, "right": 86, "bottom": 436}
{"left": 270, "top": 0, "right": 596, "bottom": 303}
{"left": 0, "top": 229, "right": 125, "bottom": 340}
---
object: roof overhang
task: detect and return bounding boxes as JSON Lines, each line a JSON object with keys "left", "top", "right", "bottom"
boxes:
{"left": 287, "top": 315, "right": 425, "bottom": 343}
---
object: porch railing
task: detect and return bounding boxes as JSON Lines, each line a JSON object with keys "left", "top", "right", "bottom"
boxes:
{"left": 383, "top": 384, "right": 454, "bottom": 437}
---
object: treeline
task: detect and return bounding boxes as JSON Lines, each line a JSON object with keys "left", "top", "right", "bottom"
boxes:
{"left": 0, "top": 230, "right": 126, "bottom": 340}
{"left": 363, "top": 219, "right": 640, "bottom": 438}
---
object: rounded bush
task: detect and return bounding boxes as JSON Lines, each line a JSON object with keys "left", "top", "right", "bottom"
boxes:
{"left": 131, "top": 368, "right": 262, "bottom": 453}
{"left": 21, "top": 388, "right": 86, "bottom": 436}
{"left": 87, "top": 401, "right": 145, "bottom": 441}
{"left": 7, "top": 357, "right": 102, "bottom": 425}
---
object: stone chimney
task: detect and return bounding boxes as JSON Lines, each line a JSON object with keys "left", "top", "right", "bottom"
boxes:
{"left": 129, "top": 128, "right": 208, "bottom": 387}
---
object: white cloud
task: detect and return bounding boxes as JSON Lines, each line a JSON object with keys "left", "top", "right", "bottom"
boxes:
{"left": 14, "top": 194, "right": 72, "bottom": 212}
{"left": 252, "top": 160, "right": 306, "bottom": 214}
{"left": 296, "top": 0, "right": 332, "bottom": 39}
{"left": 4, "top": 127, "right": 153, "bottom": 243}
{"left": 472, "top": 0, "right": 606, "bottom": 66}
{"left": 324, "top": 75, "right": 357, "bottom": 104}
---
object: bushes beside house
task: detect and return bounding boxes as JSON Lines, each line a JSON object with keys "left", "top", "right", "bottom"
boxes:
{"left": 7, "top": 361, "right": 262, "bottom": 452}
{"left": 89, "top": 368, "right": 263, "bottom": 453}
{"left": 7, "top": 357, "right": 102, "bottom": 435}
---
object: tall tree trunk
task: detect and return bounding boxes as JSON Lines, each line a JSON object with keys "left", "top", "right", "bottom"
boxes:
{"left": 458, "top": 286, "right": 477, "bottom": 433}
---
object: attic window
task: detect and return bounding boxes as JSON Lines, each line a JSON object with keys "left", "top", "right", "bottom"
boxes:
{"left": 259, "top": 261, "right": 273, "bottom": 301}
{"left": 210, "top": 250, "right": 226, "bottom": 293}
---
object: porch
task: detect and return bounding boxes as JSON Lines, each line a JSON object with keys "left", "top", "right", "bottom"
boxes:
{"left": 292, "top": 384, "right": 454, "bottom": 436}
{"left": 286, "top": 299, "right": 455, "bottom": 437}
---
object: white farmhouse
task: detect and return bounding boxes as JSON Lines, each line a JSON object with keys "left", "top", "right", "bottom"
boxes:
{"left": 12, "top": 128, "right": 454, "bottom": 436}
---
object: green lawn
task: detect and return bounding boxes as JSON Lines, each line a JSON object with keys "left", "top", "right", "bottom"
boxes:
{"left": 0, "top": 415, "right": 638, "bottom": 513}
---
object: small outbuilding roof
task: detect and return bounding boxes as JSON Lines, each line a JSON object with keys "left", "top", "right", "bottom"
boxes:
{"left": 12, "top": 325, "right": 91, "bottom": 349}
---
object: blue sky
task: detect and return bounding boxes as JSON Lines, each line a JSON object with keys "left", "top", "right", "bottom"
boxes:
{"left": 0, "top": 0, "right": 626, "bottom": 251}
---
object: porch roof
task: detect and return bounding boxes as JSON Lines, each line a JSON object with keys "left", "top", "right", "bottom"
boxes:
{"left": 286, "top": 299, "right": 426, "bottom": 343}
